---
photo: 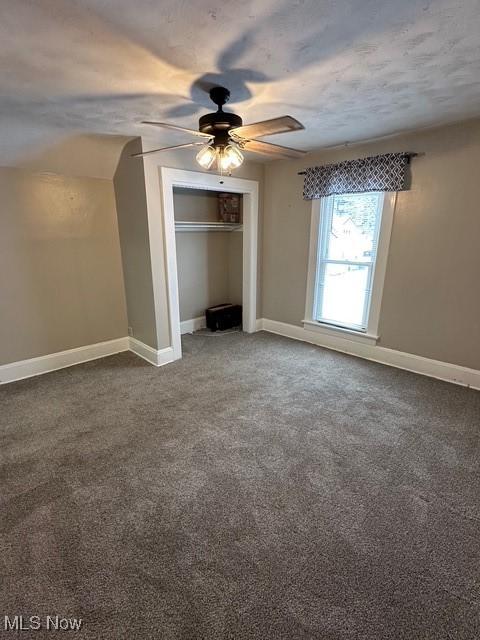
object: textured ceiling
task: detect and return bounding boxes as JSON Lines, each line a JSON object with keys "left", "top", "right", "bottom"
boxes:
{"left": 1, "top": 0, "right": 480, "bottom": 167}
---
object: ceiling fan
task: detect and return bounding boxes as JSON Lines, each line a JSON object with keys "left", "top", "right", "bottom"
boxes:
{"left": 132, "top": 86, "right": 307, "bottom": 172}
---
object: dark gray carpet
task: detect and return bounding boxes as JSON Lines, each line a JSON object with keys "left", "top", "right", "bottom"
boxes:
{"left": 1, "top": 331, "right": 479, "bottom": 639}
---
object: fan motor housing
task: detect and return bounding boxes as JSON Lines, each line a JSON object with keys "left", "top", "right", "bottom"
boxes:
{"left": 199, "top": 111, "right": 243, "bottom": 147}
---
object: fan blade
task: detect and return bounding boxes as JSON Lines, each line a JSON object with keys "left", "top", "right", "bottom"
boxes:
{"left": 241, "top": 139, "right": 306, "bottom": 159}
{"left": 141, "top": 121, "right": 213, "bottom": 138}
{"left": 131, "top": 142, "right": 205, "bottom": 158}
{"left": 230, "top": 116, "right": 304, "bottom": 140}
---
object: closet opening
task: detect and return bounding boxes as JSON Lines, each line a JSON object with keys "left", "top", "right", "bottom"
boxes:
{"left": 158, "top": 167, "right": 259, "bottom": 362}
{"left": 173, "top": 187, "right": 244, "bottom": 335}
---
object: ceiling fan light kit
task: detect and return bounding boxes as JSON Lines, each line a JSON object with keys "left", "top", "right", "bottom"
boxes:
{"left": 221, "top": 144, "right": 244, "bottom": 170}
{"left": 196, "top": 144, "right": 217, "bottom": 170}
{"left": 196, "top": 143, "right": 244, "bottom": 172}
{"left": 135, "top": 86, "right": 307, "bottom": 172}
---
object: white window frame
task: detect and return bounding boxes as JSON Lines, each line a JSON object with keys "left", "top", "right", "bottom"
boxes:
{"left": 303, "top": 192, "right": 396, "bottom": 346}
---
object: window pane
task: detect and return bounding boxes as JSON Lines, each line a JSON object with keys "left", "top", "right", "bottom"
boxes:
{"left": 326, "top": 193, "right": 382, "bottom": 262}
{"left": 318, "top": 263, "right": 369, "bottom": 328}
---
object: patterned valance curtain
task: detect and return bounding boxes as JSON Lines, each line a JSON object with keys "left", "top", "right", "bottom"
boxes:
{"left": 303, "top": 153, "right": 410, "bottom": 200}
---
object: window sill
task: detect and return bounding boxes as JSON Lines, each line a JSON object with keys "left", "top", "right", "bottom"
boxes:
{"left": 302, "top": 319, "right": 379, "bottom": 346}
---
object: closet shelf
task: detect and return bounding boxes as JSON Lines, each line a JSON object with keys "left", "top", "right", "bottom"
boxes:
{"left": 175, "top": 221, "right": 243, "bottom": 232}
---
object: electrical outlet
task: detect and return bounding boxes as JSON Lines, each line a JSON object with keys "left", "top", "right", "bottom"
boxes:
{"left": 128, "top": 326, "right": 134, "bottom": 337}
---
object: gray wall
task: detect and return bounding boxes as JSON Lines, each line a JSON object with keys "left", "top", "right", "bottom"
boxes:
{"left": 113, "top": 139, "right": 158, "bottom": 348}
{"left": 0, "top": 166, "right": 127, "bottom": 365}
{"left": 174, "top": 188, "right": 243, "bottom": 321}
{"left": 173, "top": 187, "right": 222, "bottom": 222}
{"left": 262, "top": 118, "right": 480, "bottom": 370}
{"left": 175, "top": 233, "right": 232, "bottom": 321}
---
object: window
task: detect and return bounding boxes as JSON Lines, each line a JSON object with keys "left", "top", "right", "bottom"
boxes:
{"left": 304, "top": 191, "right": 395, "bottom": 343}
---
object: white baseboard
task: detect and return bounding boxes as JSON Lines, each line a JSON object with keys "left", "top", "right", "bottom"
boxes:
{"left": 180, "top": 316, "right": 206, "bottom": 334}
{"left": 0, "top": 337, "right": 129, "bottom": 384}
{"left": 128, "top": 337, "right": 175, "bottom": 367}
{"left": 260, "top": 318, "right": 480, "bottom": 391}
{"left": 0, "top": 335, "right": 179, "bottom": 384}
{"left": 5, "top": 321, "right": 477, "bottom": 390}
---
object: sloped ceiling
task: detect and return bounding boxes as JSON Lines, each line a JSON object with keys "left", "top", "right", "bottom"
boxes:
{"left": 1, "top": 0, "right": 480, "bottom": 172}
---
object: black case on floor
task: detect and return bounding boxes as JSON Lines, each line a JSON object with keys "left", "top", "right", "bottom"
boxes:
{"left": 205, "top": 304, "right": 242, "bottom": 331}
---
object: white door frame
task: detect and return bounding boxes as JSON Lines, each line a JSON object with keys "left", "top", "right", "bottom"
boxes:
{"left": 156, "top": 167, "right": 259, "bottom": 361}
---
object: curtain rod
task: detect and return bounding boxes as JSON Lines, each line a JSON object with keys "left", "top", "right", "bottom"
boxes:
{"left": 297, "top": 152, "right": 419, "bottom": 175}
